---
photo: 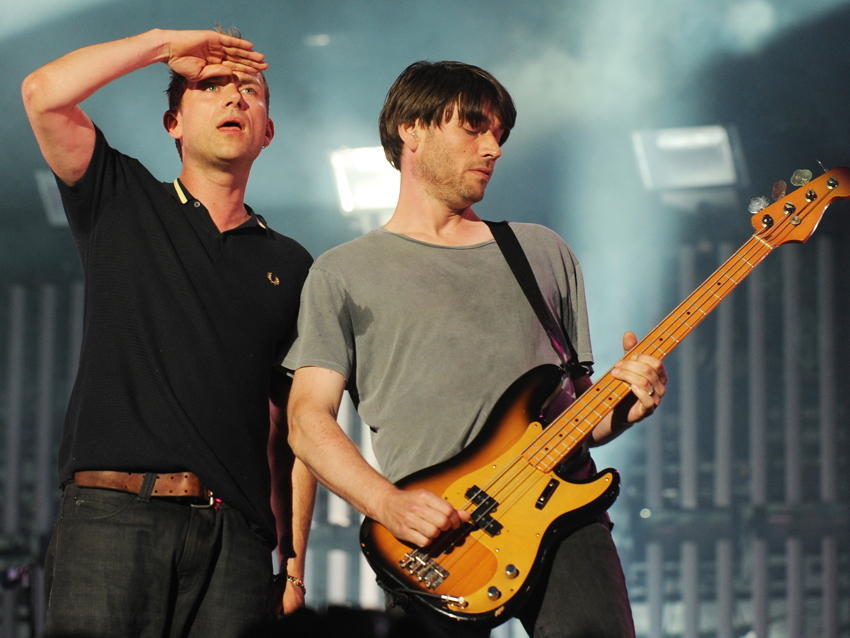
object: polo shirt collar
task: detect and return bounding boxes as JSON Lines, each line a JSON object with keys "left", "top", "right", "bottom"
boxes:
{"left": 168, "top": 178, "right": 270, "bottom": 232}
{"left": 167, "top": 179, "right": 270, "bottom": 261}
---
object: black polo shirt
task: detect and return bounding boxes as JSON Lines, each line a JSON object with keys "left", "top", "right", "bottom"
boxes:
{"left": 55, "top": 126, "right": 312, "bottom": 547}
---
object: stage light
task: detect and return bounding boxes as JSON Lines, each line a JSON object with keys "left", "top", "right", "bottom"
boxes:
{"left": 631, "top": 125, "right": 746, "bottom": 213}
{"left": 330, "top": 147, "right": 399, "bottom": 234}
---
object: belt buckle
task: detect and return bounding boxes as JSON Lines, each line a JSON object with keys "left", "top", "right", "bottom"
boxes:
{"left": 190, "top": 489, "right": 218, "bottom": 510}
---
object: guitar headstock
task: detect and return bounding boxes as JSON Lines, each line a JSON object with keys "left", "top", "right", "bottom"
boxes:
{"left": 751, "top": 166, "right": 850, "bottom": 245}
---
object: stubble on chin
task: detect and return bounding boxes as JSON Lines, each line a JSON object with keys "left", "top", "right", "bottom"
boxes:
{"left": 416, "top": 149, "right": 486, "bottom": 209}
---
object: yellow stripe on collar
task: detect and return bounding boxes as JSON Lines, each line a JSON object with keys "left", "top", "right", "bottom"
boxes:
{"left": 173, "top": 179, "right": 188, "bottom": 205}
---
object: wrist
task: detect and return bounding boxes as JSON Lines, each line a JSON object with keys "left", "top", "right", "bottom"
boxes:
{"left": 275, "top": 573, "right": 306, "bottom": 596}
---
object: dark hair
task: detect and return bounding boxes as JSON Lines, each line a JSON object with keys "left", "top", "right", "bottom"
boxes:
{"left": 379, "top": 61, "right": 517, "bottom": 170}
{"left": 165, "top": 25, "right": 270, "bottom": 158}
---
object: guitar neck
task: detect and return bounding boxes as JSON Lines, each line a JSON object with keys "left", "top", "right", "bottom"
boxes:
{"left": 525, "top": 237, "right": 769, "bottom": 471}
{"left": 525, "top": 165, "right": 850, "bottom": 471}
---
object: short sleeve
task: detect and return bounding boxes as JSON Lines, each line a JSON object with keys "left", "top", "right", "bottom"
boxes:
{"left": 281, "top": 266, "right": 355, "bottom": 380}
{"left": 55, "top": 125, "right": 126, "bottom": 241}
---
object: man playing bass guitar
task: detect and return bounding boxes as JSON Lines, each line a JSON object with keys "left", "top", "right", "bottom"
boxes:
{"left": 285, "top": 61, "right": 667, "bottom": 637}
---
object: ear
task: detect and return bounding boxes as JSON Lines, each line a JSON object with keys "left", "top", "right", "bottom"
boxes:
{"left": 398, "top": 120, "right": 423, "bottom": 151}
{"left": 264, "top": 117, "right": 275, "bottom": 148}
{"left": 163, "top": 110, "right": 182, "bottom": 141}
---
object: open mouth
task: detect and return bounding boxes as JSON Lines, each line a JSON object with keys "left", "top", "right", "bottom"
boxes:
{"left": 218, "top": 120, "right": 244, "bottom": 131}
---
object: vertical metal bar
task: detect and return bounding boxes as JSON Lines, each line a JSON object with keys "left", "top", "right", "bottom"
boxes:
{"left": 782, "top": 248, "right": 801, "bottom": 505}
{"left": 36, "top": 285, "right": 57, "bottom": 534}
{"left": 647, "top": 419, "right": 663, "bottom": 511}
{"left": 786, "top": 537, "right": 803, "bottom": 638}
{"left": 2, "top": 594, "right": 16, "bottom": 638}
{"left": 715, "top": 539, "right": 733, "bottom": 638}
{"left": 327, "top": 394, "right": 353, "bottom": 527}
{"left": 303, "top": 548, "right": 315, "bottom": 607}
{"left": 714, "top": 243, "right": 734, "bottom": 508}
{"left": 679, "top": 246, "right": 698, "bottom": 510}
{"left": 681, "top": 541, "right": 699, "bottom": 638}
{"left": 752, "top": 538, "right": 769, "bottom": 638}
{"left": 3, "top": 286, "right": 26, "bottom": 536}
{"left": 748, "top": 268, "right": 766, "bottom": 506}
{"left": 817, "top": 238, "right": 837, "bottom": 638}
{"left": 821, "top": 535, "right": 837, "bottom": 638}
{"left": 66, "top": 281, "right": 84, "bottom": 398}
{"left": 326, "top": 549, "right": 350, "bottom": 605}
{"left": 3, "top": 286, "right": 26, "bottom": 638}
{"left": 358, "top": 553, "right": 381, "bottom": 610}
{"left": 360, "top": 417, "right": 379, "bottom": 470}
{"left": 816, "top": 238, "right": 835, "bottom": 502}
{"left": 647, "top": 542, "right": 664, "bottom": 638}
{"left": 31, "top": 568, "right": 45, "bottom": 638}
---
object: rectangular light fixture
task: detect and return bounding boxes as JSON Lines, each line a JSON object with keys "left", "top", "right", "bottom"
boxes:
{"left": 330, "top": 147, "right": 400, "bottom": 214}
{"left": 632, "top": 126, "right": 738, "bottom": 191}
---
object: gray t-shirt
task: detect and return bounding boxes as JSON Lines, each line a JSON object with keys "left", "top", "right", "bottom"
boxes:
{"left": 283, "top": 222, "right": 593, "bottom": 483}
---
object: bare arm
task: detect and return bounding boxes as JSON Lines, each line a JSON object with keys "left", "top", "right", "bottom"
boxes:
{"left": 587, "top": 331, "right": 668, "bottom": 446}
{"left": 21, "top": 28, "right": 267, "bottom": 185}
{"left": 287, "top": 366, "right": 469, "bottom": 547}
{"left": 269, "top": 372, "right": 316, "bottom": 614}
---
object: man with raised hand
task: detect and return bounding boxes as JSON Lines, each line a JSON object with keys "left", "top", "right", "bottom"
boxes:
{"left": 22, "top": 27, "right": 315, "bottom": 637}
{"left": 285, "top": 61, "right": 668, "bottom": 637}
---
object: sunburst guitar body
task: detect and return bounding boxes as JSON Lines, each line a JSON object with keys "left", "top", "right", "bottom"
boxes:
{"left": 360, "top": 167, "right": 850, "bottom": 630}
{"left": 361, "top": 365, "right": 620, "bottom": 629}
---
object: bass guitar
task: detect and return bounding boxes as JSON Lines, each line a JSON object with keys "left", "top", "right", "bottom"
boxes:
{"left": 360, "top": 166, "right": 850, "bottom": 630}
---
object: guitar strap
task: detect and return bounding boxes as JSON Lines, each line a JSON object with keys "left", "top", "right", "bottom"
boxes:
{"left": 483, "top": 220, "right": 586, "bottom": 380}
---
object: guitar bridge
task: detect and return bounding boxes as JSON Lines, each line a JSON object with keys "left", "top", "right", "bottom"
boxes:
{"left": 399, "top": 549, "right": 450, "bottom": 590}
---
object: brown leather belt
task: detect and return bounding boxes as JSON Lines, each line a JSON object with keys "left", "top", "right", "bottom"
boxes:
{"left": 73, "top": 470, "right": 212, "bottom": 501}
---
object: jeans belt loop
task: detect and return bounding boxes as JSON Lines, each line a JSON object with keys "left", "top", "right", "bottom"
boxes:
{"left": 137, "top": 472, "right": 157, "bottom": 502}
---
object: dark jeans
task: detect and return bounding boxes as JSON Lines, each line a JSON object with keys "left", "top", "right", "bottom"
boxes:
{"left": 44, "top": 483, "right": 274, "bottom": 638}
{"left": 392, "top": 521, "right": 635, "bottom": 638}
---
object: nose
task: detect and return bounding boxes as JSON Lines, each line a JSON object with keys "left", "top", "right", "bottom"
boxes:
{"left": 480, "top": 131, "right": 501, "bottom": 159}
{"left": 221, "top": 81, "right": 245, "bottom": 108}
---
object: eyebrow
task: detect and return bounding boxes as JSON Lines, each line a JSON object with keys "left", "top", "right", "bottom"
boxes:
{"left": 197, "top": 74, "right": 262, "bottom": 88}
{"left": 233, "top": 73, "right": 263, "bottom": 88}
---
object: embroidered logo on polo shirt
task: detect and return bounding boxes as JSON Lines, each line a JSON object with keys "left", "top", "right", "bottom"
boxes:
{"left": 267, "top": 272, "right": 280, "bottom": 286}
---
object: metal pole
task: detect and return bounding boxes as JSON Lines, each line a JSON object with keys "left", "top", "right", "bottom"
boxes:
{"left": 679, "top": 246, "right": 698, "bottom": 510}
{"left": 747, "top": 268, "right": 766, "bottom": 506}
{"left": 647, "top": 542, "right": 664, "bottom": 638}
{"left": 782, "top": 248, "right": 801, "bottom": 505}
{"left": 714, "top": 244, "right": 734, "bottom": 508}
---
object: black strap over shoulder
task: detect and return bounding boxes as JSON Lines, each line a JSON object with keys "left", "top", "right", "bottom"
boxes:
{"left": 484, "top": 220, "right": 585, "bottom": 379}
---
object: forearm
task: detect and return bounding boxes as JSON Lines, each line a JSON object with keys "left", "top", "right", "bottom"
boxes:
{"left": 284, "top": 458, "right": 316, "bottom": 577}
{"left": 589, "top": 410, "right": 632, "bottom": 447}
{"left": 288, "top": 406, "right": 396, "bottom": 520}
{"left": 22, "top": 29, "right": 169, "bottom": 118}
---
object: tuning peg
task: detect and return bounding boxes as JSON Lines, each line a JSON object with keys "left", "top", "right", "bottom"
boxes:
{"left": 790, "top": 169, "right": 812, "bottom": 186}
{"left": 748, "top": 196, "right": 770, "bottom": 214}
{"left": 771, "top": 181, "right": 787, "bottom": 201}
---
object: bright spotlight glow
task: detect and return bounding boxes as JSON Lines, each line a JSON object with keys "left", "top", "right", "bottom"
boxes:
{"left": 640, "top": 508, "right": 652, "bottom": 519}
{"left": 330, "top": 147, "right": 400, "bottom": 214}
{"left": 304, "top": 34, "right": 331, "bottom": 47}
{"left": 632, "top": 126, "right": 738, "bottom": 191}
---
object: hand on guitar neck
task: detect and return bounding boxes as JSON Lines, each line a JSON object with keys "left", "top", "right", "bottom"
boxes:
{"left": 593, "top": 330, "right": 669, "bottom": 446}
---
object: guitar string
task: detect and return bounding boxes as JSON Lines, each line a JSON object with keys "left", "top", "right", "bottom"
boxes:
{"left": 408, "top": 189, "right": 829, "bottom": 580}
